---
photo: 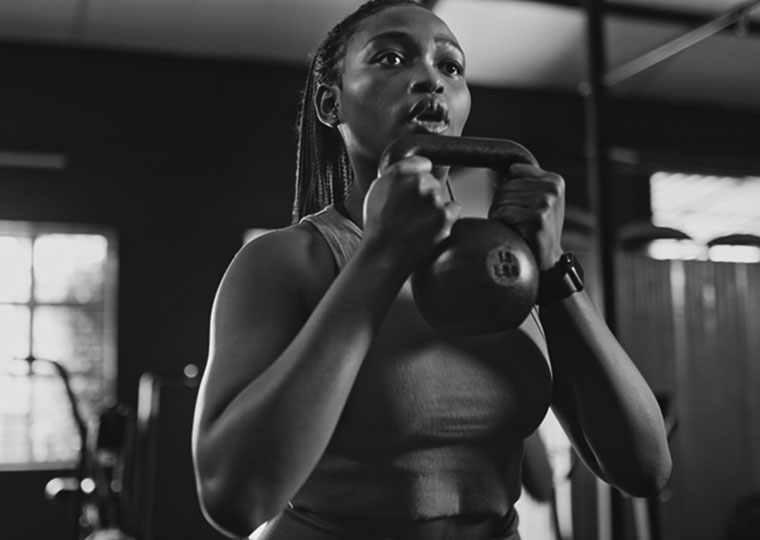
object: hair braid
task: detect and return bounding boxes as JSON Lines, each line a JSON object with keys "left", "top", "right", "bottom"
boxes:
{"left": 292, "top": 0, "right": 425, "bottom": 223}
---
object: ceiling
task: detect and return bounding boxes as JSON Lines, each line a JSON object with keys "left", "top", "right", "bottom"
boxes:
{"left": 1, "top": 0, "right": 759, "bottom": 110}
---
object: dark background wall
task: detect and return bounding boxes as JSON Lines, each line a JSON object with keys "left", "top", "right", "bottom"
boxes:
{"left": 1, "top": 42, "right": 759, "bottom": 539}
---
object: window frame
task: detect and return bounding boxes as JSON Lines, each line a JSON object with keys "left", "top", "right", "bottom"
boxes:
{"left": 0, "top": 220, "right": 118, "bottom": 471}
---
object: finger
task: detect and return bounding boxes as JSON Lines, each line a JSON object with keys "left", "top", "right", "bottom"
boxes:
{"left": 493, "top": 183, "right": 564, "bottom": 210}
{"left": 419, "top": 174, "right": 447, "bottom": 206}
{"left": 506, "top": 163, "right": 549, "bottom": 178}
{"left": 386, "top": 156, "right": 433, "bottom": 177}
{"left": 489, "top": 205, "right": 543, "bottom": 234}
{"left": 494, "top": 176, "right": 561, "bottom": 193}
{"left": 490, "top": 218, "right": 549, "bottom": 253}
{"left": 436, "top": 201, "right": 462, "bottom": 241}
{"left": 490, "top": 192, "right": 552, "bottom": 211}
{"left": 444, "top": 200, "right": 462, "bottom": 223}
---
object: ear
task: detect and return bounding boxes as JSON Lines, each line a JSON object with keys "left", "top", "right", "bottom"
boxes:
{"left": 315, "top": 84, "right": 341, "bottom": 128}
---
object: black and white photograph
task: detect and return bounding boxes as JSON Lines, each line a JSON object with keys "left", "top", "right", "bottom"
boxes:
{"left": 0, "top": 1, "right": 758, "bottom": 539}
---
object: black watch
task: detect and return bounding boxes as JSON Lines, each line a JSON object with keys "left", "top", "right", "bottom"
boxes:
{"left": 537, "top": 252, "right": 584, "bottom": 306}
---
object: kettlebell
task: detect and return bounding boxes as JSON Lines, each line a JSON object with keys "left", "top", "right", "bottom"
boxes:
{"left": 378, "top": 134, "right": 540, "bottom": 335}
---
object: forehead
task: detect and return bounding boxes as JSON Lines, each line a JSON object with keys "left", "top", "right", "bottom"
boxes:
{"left": 348, "top": 5, "right": 461, "bottom": 51}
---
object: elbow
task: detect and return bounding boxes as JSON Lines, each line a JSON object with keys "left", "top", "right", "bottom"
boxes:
{"left": 196, "top": 477, "right": 254, "bottom": 539}
{"left": 194, "top": 441, "right": 286, "bottom": 537}
{"left": 612, "top": 450, "right": 673, "bottom": 498}
{"left": 192, "top": 416, "right": 257, "bottom": 536}
{"left": 196, "top": 470, "right": 284, "bottom": 538}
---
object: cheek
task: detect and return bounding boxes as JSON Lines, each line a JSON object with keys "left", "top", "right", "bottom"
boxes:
{"left": 451, "top": 85, "right": 472, "bottom": 133}
{"left": 340, "top": 79, "right": 401, "bottom": 148}
{"left": 343, "top": 78, "right": 395, "bottom": 122}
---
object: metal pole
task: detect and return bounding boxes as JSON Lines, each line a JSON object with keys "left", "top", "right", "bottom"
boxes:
{"left": 582, "top": 0, "right": 617, "bottom": 333}
{"left": 604, "top": 0, "right": 760, "bottom": 87}
{"left": 579, "top": 3, "right": 617, "bottom": 540}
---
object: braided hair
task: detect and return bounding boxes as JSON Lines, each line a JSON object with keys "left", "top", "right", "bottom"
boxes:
{"left": 292, "top": 0, "right": 426, "bottom": 223}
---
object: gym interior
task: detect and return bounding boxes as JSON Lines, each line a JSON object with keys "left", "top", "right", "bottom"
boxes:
{"left": 0, "top": 1, "right": 759, "bottom": 539}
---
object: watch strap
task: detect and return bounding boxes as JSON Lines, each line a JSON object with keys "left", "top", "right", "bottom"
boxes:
{"left": 537, "top": 252, "right": 584, "bottom": 306}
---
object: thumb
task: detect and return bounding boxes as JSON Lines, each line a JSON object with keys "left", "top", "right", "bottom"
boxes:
{"left": 436, "top": 201, "right": 462, "bottom": 243}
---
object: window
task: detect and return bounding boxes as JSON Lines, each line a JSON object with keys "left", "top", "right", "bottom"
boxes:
{"left": 648, "top": 172, "right": 760, "bottom": 262}
{"left": 0, "top": 222, "right": 117, "bottom": 469}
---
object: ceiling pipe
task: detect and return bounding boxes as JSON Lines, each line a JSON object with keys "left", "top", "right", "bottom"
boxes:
{"left": 516, "top": 0, "right": 760, "bottom": 37}
{"left": 604, "top": 0, "right": 760, "bottom": 87}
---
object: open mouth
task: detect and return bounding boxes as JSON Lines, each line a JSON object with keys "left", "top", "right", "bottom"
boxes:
{"left": 409, "top": 99, "right": 449, "bottom": 133}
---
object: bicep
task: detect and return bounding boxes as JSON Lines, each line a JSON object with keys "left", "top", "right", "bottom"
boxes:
{"left": 198, "top": 233, "right": 310, "bottom": 426}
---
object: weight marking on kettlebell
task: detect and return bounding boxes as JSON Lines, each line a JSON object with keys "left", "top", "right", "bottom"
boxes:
{"left": 487, "top": 248, "right": 521, "bottom": 285}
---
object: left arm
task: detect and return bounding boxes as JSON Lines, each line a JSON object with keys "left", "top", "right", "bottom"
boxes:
{"left": 490, "top": 163, "right": 672, "bottom": 497}
{"left": 540, "top": 291, "right": 671, "bottom": 497}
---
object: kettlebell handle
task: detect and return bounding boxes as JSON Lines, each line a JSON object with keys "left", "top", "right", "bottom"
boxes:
{"left": 378, "top": 134, "right": 539, "bottom": 174}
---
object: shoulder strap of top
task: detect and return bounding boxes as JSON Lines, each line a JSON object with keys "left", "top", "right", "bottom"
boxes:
{"left": 300, "top": 205, "right": 362, "bottom": 271}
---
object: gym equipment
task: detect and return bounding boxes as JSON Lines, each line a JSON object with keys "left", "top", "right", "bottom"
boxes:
{"left": 379, "top": 134, "right": 540, "bottom": 335}
{"left": 42, "top": 360, "right": 225, "bottom": 540}
{"left": 119, "top": 369, "right": 227, "bottom": 540}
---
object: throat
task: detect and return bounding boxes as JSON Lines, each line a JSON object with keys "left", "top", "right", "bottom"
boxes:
{"left": 334, "top": 200, "right": 351, "bottom": 221}
{"left": 338, "top": 191, "right": 364, "bottom": 230}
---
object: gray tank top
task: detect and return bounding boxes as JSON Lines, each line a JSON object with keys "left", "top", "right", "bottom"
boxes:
{"left": 295, "top": 204, "right": 552, "bottom": 520}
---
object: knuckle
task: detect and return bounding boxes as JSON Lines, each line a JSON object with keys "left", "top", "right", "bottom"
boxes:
{"left": 547, "top": 173, "right": 565, "bottom": 196}
{"left": 408, "top": 156, "right": 432, "bottom": 171}
{"left": 393, "top": 157, "right": 423, "bottom": 176}
{"left": 383, "top": 163, "right": 402, "bottom": 179}
{"left": 416, "top": 174, "right": 435, "bottom": 193}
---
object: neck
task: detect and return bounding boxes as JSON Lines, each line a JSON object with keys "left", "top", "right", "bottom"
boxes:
{"left": 340, "top": 153, "right": 378, "bottom": 230}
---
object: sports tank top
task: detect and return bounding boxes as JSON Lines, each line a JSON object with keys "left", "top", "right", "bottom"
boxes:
{"left": 292, "top": 205, "right": 553, "bottom": 520}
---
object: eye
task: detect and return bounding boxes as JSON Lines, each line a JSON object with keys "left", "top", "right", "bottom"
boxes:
{"left": 374, "top": 51, "right": 405, "bottom": 67}
{"left": 440, "top": 60, "right": 464, "bottom": 77}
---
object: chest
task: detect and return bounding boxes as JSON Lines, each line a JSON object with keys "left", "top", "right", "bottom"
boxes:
{"left": 328, "top": 280, "right": 553, "bottom": 452}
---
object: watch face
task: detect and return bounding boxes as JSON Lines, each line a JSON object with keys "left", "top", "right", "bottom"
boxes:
{"left": 564, "top": 253, "right": 584, "bottom": 290}
{"left": 538, "top": 253, "right": 584, "bottom": 306}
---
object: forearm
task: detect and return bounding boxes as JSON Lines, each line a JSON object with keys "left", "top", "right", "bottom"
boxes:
{"left": 540, "top": 290, "right": 672, "bottom": 496}
{"left": 196, "top": 241, "right": 412, "bottom": 531}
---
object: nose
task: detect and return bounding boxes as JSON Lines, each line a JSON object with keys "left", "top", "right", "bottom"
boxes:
{"left": 410, "top": 62, "right": 444, "bottom": 94}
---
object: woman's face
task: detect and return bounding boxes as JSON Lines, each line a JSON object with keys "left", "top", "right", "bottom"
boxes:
{"left": 334, "top": 5, "right": 471, "bottom": 165}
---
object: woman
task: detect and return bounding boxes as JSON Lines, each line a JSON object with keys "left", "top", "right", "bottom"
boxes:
{"left": 192, "top": 1, "right": 672, "bottom": 539}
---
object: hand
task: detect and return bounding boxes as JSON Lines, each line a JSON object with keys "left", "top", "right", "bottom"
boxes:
{"left": 363, "top": 156, "right": 460, "bottom": 268}
{"left": 488, "top": 163, "right": 565, "bottom": 271}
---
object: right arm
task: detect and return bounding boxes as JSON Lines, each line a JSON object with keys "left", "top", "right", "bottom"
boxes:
{"left": 191, "top": 157, "right": 458, "bottom": 537}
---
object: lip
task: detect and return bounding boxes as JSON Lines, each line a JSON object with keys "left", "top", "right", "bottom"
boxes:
{"left": 407, "top": 98, "right": 450, "bottom": 134}
{"left": 408, "top": 119, "right": 449, "bottom": 134}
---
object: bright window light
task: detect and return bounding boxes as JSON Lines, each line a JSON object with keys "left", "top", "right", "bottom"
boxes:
{"left": 650, "top": 172, "right": 760, "bottom": 262}
{"left": 0, "top": 222, "right": 117, "bottom": 469}
{"left": 708, "top": 245, "right": 760, "bottom": 264}
{"left": 646, "top": 239, "right": 705, "bottom": 261}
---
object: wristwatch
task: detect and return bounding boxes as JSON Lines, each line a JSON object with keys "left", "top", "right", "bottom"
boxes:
{"left": 537, "top": 252, "right": 584, "bottom": 306}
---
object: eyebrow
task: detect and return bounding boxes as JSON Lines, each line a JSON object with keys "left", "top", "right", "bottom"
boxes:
{"left": 364, "top": 30, "right": 464, "bottom": 57}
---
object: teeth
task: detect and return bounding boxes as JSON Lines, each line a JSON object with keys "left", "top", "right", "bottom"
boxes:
{"left": 408, "top": 100, "right": 447, "bottom": 133}
{"left": 410, "top": 118, "right": 447, "bottom": 133}
{"left": 411, "top": 100, "right": 445, "bottom": 122}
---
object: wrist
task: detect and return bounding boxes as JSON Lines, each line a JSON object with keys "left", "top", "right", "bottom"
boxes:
{"left": 357, "top": 236, "right": 419, "bottom": 281}
{"left": 537, "top": 252, "right": 584, "bottom": 306}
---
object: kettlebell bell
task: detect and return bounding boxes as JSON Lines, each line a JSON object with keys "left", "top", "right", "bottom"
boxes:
{"left": 378, "top": 134, "right": 540, "bottom": 335}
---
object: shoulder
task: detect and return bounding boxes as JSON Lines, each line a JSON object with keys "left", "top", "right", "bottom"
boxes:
{"left": 238, "top": 222, "right": 335, "bottom": 273}
{"left": 222, "top": 222, "right": 337, "bottom": 306}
